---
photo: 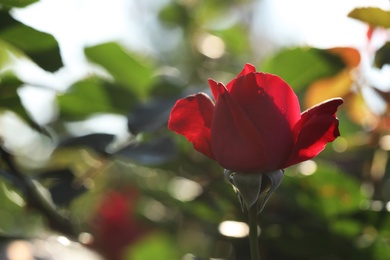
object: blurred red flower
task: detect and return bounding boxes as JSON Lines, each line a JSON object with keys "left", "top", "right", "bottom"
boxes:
{"left": 91, "top": 189, "right": 148, "bottom": 260}
{"left": 168, "top": 64, "right": 343, "bottom": 172}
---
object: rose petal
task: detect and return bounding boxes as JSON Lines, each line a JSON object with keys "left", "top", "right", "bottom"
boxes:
{"left": 211, "top": 83, "right": 269, "bottom": 172}
{"left": 226, "top": 63, "right": 256, "bottom": 91}
{"left": 228, "top": 72, "right": 301, "bottom": 170}
{"left": 168, "top": 93, "right": 215, "bottom": 159}
{"left": 237, "top": 63, "right": 257, "bottom": 77}
{"left": 208, "top": 79, "right": 220, "bottom": 101}
{"left": 284, "top": 98, "right": 343, "bottom": 167}
{"left": 209, "top": 64, "right": 256, "bottom": 101}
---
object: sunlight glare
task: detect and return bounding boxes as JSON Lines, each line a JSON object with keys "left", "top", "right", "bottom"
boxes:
{"left": 143, "top": 199, "right": 168, "bottom": 222}
{"left": 298, "top": 160, "right": 317, "bottom": 176}
{"left": 333, "top": 137, "right": 348, "bottom": 153}
{"left": 2, "top": 183, "right": 25, "bottom": 207}
{"left": 6, "top": 240, "right": 33, "bottom": 260}
{"left": 56, "top": 236, "right": 71, "bottom": 247}
{"left": 169, "top": 177, "right": 203, "bottom": 202}
{"left": 197, "top": 33, "right": 225, "bottom": 59}
{"left": 218, "top": 221, "right": 249, "bottom": 238}
{"left": 379, "top": 135, "right": 390, "bottom": 151}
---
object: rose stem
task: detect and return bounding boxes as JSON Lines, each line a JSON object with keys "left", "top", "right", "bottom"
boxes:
{"left": 248, "top": 204, "right": 261, "bottom": 260}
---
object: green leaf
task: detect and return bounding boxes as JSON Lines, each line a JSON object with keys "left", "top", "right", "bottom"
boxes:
{"left": 58, "top": 133, "right": 114, "bottom": 156}
{"left": 261, "top": 47, "right": 344, "bottom": 92}
{"left": 57, "top": 78, "right": 136, "bottom": 120}
{"left": 0, "top": 73, "right": 41, "bottom": 131}
{"left": 127, "top": 97, "right": 176, "bottom": 134}
{"left": 115, "top": 136, "right": 177, "bottom": 165}
{"left": 0, "top": 39, "right": 17, "bottom": 68}
{"left": 348, "top": 7, "right": 390, "bottom": 28}
{"left": 375, "top": 42, "right": 390, "bottom": 68}
{"left": 0, "top": 0, "right": 39, "bottom": 8}
{"left": 0, "top": 11, "right": 62, "bottom": 72}
{"left": 158, "top": 2, "right": 189, "bottom": 26}
{"left": 213, "top": 24, "right": 251, "bottom": 56}
{"left": 330, "top": 219, "right": 362, "bottom": 238}
{"left": 0, "top": 178, "right": 44, "bottom": 236}
{"left": 195, "top": 0, "right": 248, "bottom": 26}
{"left": 294, "top": 162, "right": 366, "bottom": 218}
{"left": 125, "top": 233, "right": 178, "bottom": 260}
{"left": 84, "top": 42, "right": 155, "bottom": 99}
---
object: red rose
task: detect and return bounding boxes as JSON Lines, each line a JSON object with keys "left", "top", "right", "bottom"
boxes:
{"left": 91, "top": 190, "right": 149, "bottom": 260}
{"left": 168, "top": 64, "right": 343, "bottom": 173}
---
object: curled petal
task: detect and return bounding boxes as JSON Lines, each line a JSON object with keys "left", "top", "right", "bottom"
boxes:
{"left": 226, "top": 63, "right": 256, "bottom": 91}
{"left": 208, "top": 64, "right": 256, "bottom": 101}
{"left": 168, "top": 93, "right": 215, "bottom": 159}
{"left": 284, "top": 98, "right": 343, "bottom": 167}
{"left": 237, "top": 63, "right": 257, "bottom": 77}
{"left": 208, "top": 79, "right": 221, "bottom": 101}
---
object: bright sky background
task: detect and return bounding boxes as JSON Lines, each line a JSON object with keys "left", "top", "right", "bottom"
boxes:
{"left": 10, "top": 0, "right": 389, "bottom": 89}
{"left": 1, "top": 0, "right": 390, "bottom": 161}
{"left": 254, "top": 0, "right": 389, "bottom": 48}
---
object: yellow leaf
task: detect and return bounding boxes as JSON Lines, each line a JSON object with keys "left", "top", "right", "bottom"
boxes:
{"left": 305, "top": 69, "right": 353, "bottom": 108}
{"left": 328, "top": 47, "right": 361, "bottom": 68}
{"left": 347, "top": 93, "right": 379, "bottom": 129}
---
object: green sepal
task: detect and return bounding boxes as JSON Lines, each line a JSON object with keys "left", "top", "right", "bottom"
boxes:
{"left": 224, "top": 169, "right": 284, "bottom": 214}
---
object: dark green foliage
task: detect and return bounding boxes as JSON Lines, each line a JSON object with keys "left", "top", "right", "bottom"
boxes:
{"left": 0, "top": 0, "right": 39, "bottom": 8}
{"left": 375, "top": 42, "right": 390, "bottom": 68}
{"left": 0, "top": 11, "right": 62, "bottom": 72}
{"left": 261, "top": 47, "right": 344, "bottom": 92}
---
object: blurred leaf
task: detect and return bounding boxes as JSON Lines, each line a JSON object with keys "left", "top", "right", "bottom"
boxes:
{"left": 39, "top": 169, "right": 86, "bottom": 207}
{"left": 261, "top": 47, "right": 344, "bottom": 92}
{"left": 0, "top": 39, "right": 25, "bottom": 69}
{"left": 125, "top": 232, "right": 178, "bottom": 260}
{"left": 148, "top": 74, "right": 186, "bottom": 98}
{"left": 328, "top": 47, "right": 361, "bottom": 68}
{"left": 115, "top": 136, "right": 176, "bottom": 165}
{"left": 0, "top": 11, "right": 62, "bottom": 72}
{"left": 373, "top": 238, "right": 390, "bottom": 260}
{"left": 295, "top": 162, "right": 366, "bottom": 218}
{"left": 213, "top": 24, "right": 251, "bottom": 56}
{"left": 0, "top": 74, "right": 42, "bottom": 131}
{"left": 84, "top": 42, "right": 155, "bottom": 99}
{"left": 127, "top": 97, "right": 176, "bottom": 134}
{"left": 334, "top": 110, "right": 362, "bottom": 138}
{"left": 330, "top": 219, "right": 362, "bottom": 238}
{"left": 194, "top": 0, "right": 246, "bottom": 26}
{"left": 346, "top": 93, "right": 379, "bottom": 127}
{"left": 0, "top": 168, "right": 24, "bottom": 195}
{"left": 0, "top": 178, "right": 44, "bottom": 236}
{"left": 181, "top": 200, "right": 224, "bottom": 223}
{"left": 57, "top": 78, "right": 135, "bottom": 120}
{"left": 158, "top": 2, "right": 189, "bottom": 27}
{"left": 348, "top": 7, "right": 390, "bottom": 28}
{"left": 304, "top": 69, "right": 352, "bottom": 108}
{"left": 1, "top": 21, "right": 60, "bottom": 60}
{"left": 0, "top": 0, "right": 38, "bottom": 8}
{"left": 58, "top": 133, "right": 114, "bottom": 155}
{"left": 375, "top": 42, "right": 390, "bottom": 68}
{"left": 369, "top": 213, "right": 390, "bottom": 259}
{"left": 305, "top": 47, "right": 360, "bottom": 109}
